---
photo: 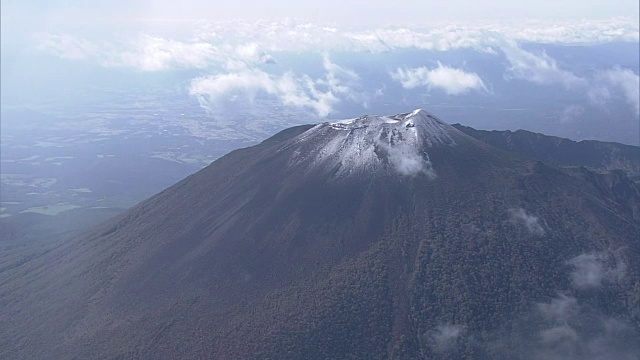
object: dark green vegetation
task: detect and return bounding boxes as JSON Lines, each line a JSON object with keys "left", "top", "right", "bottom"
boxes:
{"left": 1, "top": 118, "right": 639, "bottom": 359}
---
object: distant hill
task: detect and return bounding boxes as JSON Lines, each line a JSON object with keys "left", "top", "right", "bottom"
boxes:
{"left": 2, "top": 110, "right": 639, "bottom": 359}
{"left": 453, "top": 124, "right": 640, "bottom": 180}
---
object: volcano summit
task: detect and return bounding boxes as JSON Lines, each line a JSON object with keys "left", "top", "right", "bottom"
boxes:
{"left": 291, "top": 109, "right": 457, "bottom": 178}
{"left": 1, "top": 109, "right": 639, "bottom": 359}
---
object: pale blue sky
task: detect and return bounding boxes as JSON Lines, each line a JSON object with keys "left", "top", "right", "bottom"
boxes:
{"left": 1, "top": 0, "right": 638, "bottom": 145}
{"left": 3, "top": 0, "right": 639, "bottom": 29}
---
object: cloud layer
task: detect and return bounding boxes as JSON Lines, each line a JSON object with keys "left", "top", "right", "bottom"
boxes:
{"left": 31, "top": 18, "right": 640, "bottom": 118}
{"left": 34, "top": 18, "right": 639, "bottom": 71}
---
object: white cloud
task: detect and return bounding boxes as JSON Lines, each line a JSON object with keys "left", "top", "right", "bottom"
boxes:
{"left": 233, "top": 42, "right": 276, "bottom": 64}
{"left": 594, "top": 69, "right": 640, "bottom": 115}
{"left": 344, "top": 27, "right": 492, "bottom": 52}
{"left": 509, "top": 208, "right": 545, "bottom": 236}
{"left": 537, "top": 294, "right": 578, "bottom": 322}
{"left": 36, "top": 18, "right": 639, "bottom": 68}
{"left": 391, "top": 63, "right": 487, "bottom": 95}
{"left": 34, "top": 33, "right": 99, "bottom": 60}
{"left": 487, "top": 18, "right": 639, "bottom": 44}
{"left": 376, "top": 140, "right": 436, "bottom": 177}
{"left": 566, "top": 252, "right": 626, "bottom": 289}
{"left": 192, "top": 18, "right": 638, "bottom": 53}
{"left": 188, "top": 55, "right": 363, "bottom": 117}
{"left": 427, "top": 324, "right": 465, "bottom": 352}
{"left": 539, "top": 324, "right": 579, "bottom": 345}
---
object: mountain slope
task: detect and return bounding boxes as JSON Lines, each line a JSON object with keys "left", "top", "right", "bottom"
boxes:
{"left": 1, "top": 110, "right": 639, "bottom": 359}
{"left": 452, "top": 124, "right": 640, "bottom": 179}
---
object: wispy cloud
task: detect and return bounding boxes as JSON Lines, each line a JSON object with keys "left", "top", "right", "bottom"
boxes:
{"left": 591, "top": 69, "right": 640, "bottom": 115}
{"left": 427, "top": 324, "right": 465, "bottom": 352}
{"left": 497, "top": 41, "right": 639, "bottom": 115}
{"left": 537, "top": 294, "right": 578, "bottom": 322}
{"left": 390, "top": 63, "right": 488, "bottom": 95}
{"left": 530, "top": 294, "right": 639, "bottom": 360}
{"left": 500, "top": 40, "right": 586, "bottom": 89}
{"left": 376, "top": 140, "right": 436, "bottom": 177}
{"left": 34, "top": 33, "right": 100, "bottom": 60}
{"left": 566, "top": 251, "right": 626, "bottom": 289}
{"left": 509, "top": 208, "right": 545, "bottom": 236}
{"left": 490, "top": 290, "right": 639, "bottom": 359}
{"left": 560, "top": 105, "right": 586, "bottom": 123}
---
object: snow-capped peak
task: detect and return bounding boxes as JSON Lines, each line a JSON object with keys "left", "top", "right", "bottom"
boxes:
{"left": 291, "top": 109, "right": 457, "bottom": 178}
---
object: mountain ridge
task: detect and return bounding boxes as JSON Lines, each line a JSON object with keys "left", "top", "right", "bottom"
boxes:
{"left": 452, "top": 123, "right": 640, "bottom": 180}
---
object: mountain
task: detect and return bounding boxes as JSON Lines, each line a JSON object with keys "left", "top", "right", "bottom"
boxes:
{"left": 452, "top": 124, "right": 640, "bottom": 180}
{"left": 1, "top": 109, "right": 639, "bottom": 359}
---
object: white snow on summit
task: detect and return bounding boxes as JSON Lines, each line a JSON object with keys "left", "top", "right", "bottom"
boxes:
{"left": 291, "top": 109, "right": 456, "bottom": 177}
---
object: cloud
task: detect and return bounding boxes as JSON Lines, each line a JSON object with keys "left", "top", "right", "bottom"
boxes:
{"left": 487, "top": 18, "right": 639, "bottom": 44}
{"left": 391, "top": 63, "right": 488, "bottom": 95}
{"left": 377, "top": 140, "right": 436, "bottom": 177}
{"left": 345, "top": 27, "right": 492, "bottom": 52}
{"left": 36, "top": 18, "right": 639, "bottom": 68}
{"left": 32, "top": 20, "right": 640, "bottom": 116}
{"left": 500, "top": 41, "right": 586, "bottom": 89}
{"left": 485, "top": 247, "right": 636, "bottom": 360}
{"left": 189, "top": 70, "right": 333, "bottom": 116}
{"left": 318, "top": 53, "right": 366, "bottom": 105}
{"left": 34, "top": 33, "right": 99, "bottom": 60}
{"left": 192, "top": 18, "right": 638, "bottom": 53}
{"left": 497, "top": 42, "right": 639, "bottom": 115}
{"left": 107, "top": 34, "right": 219, "bottom": 71}
{"left": 537, "top": 294, "right": 578, "bottom": 322}
{"left": 34, "top": 33, "right": 280, "bottom": 72}
{"left": 234, "top": 42, "right": 276, "bottom": 64}
{"left": 489, "top": 292, "right": 639, "bottom": 360}
{"left": 566, "top": 252, "right": 626, "bottom": 289}
{"left": 427, "top": 324, "right": 465, "bottom": 352}
{"left": 188, "top": 55, "right": 363, "bottom": 117}
{"left": 538, "top": 324, "right": 579, "bottom": 346}
{"left": 530, "top": 295, "right": 639, "bottom": 360}
{"left": 592, "top": 69, "right": 640, "bottom": 115}
{"left": 508, "top": 208, "right": 545, "bottom": 236}
{"left": 560, "top": 105, "right": 586, "bottom": 123}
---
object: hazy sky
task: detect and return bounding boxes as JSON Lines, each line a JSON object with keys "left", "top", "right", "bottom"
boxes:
{"left": 2, "top": 0, "right": 638, "bottom": 145}
{"left": 3, "top": 0, "right": 639, "bottom": 30}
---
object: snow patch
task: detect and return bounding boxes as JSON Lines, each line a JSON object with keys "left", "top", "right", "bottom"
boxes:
{"left": 291, "top": 109, "right": 455, "bottom": 177}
